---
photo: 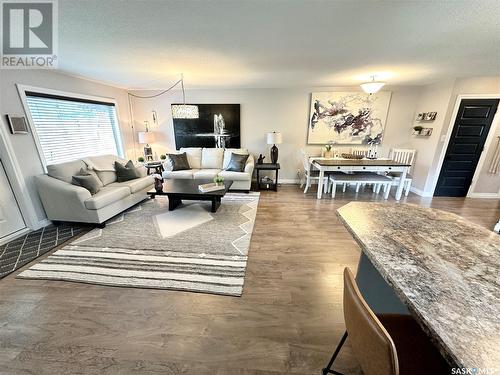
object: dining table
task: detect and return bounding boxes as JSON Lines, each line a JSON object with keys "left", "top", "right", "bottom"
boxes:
{"left": 311, "top": 157, "right": 411, "bottom": 200}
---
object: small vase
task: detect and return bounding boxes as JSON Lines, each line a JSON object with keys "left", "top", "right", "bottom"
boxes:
{"left": 154, "top": 178, "right": 163, "bottom": 192}
{"left": 324, "top": 150, "right": 333, "bottom": 158}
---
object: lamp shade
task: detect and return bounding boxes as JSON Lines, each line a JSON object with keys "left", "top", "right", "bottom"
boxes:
{"left": 138, "top": 131, "right": 155, "bottom": 144}
{"left": 267, "top": 132, "right": 282, "bottom": 145}
{"left": 171, "top": 104, "right": 199, "bottom": 119}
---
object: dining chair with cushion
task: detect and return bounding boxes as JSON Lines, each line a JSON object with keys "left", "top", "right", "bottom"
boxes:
{"left": 322, "top": 268, "right": 451, "bottom": 375}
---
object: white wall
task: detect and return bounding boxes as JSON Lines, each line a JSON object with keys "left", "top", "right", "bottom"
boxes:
{"left": 129, "top": 86, "right": 422, "bottom": 181}
{"left": 409, "top": 80, "right": 456, "bottom": 194}
{"left": 0, "top": 70, "right": 132, "bottom": 225}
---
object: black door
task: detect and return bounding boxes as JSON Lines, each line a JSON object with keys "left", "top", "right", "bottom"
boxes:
{"left": 434, "top": 98, "right": 499, "bottom": 197}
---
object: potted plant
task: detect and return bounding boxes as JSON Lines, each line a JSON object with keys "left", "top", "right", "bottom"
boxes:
{"left": 213, "top": 176, "right": 225, "bottom": 186}
{"left": 137, "top": 156, "right": 145, "bottom": 163}
{"left": 160, "top": 154, "right": 167, "bottom": 160}
{"left": 324, "top": 144, "right": 333, "bottom": 158}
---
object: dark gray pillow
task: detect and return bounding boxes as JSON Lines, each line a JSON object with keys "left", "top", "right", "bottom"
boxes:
{"left": 115, "top": 160, "right": 141, "bottom": 182}
{"left": 72, "top": 169, "right": 101, "bottom": 195}
{"left": 225, "top": 153, "right": 249, "bottom": 172}
{"left": 168, "top": 152, "right": 191, "bottom": 171}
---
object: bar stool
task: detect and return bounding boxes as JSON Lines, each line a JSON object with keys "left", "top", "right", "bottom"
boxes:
{"left": 322, "top": 268, "right": 451, "bottom": 375}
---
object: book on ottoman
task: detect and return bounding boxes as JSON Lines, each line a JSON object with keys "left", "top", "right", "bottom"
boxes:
{"left": 198, "top": 183, "right": 226, "bottom": 193}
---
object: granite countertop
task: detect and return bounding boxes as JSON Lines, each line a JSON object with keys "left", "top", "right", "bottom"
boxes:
{"left": 337, "top": 202, "right": 500, "bottom": 370}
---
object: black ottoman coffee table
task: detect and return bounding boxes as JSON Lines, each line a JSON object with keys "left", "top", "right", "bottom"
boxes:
{"left": 147, "top": 179, "right": 233, "bottom": 213}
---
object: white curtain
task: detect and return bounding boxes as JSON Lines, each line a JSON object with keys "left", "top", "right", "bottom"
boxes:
{"left": 488, "top": 137, "right": 500, "bottom": 174}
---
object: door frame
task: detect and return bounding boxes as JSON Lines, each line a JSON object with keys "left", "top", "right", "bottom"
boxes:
{"left": 431, "top": 94, "right": 500, "bottom": 198}
{"left": 0, "top": 117, "right": 40, "bottom": 244}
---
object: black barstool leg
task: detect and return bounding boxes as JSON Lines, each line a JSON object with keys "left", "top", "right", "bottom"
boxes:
{"left": 322, "top": 331, "right": 348, "bottom": 375}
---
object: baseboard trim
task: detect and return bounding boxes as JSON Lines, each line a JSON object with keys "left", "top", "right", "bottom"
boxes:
{"left": 34, "top": 218, "right": 51, "bottom": 230}
{"left": 279, "top": 179, "right": 300, "bottom": 184}
{"left": 467, "top": 192, "right": 500, "bottom": 199}
{"left": 409, "top": 186, "right": 433, "bottom": 197}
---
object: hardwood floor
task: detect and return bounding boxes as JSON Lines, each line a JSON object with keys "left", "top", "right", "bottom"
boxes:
{"left": 0, "top": 185, "right": 498, "bottom": 374}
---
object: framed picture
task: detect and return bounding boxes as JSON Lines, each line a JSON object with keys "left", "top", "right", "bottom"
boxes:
{"left": 423, "top": 112, "right": 436, "bottom": 121}
{"left": 416, "top": 113, "right": 424, "bottom": 121}
{"left": 6, "top": 115, "right": 29, "bottom": 134}
{"left": 171, "top": 104, "right": 240, "bottom": 149}
{"left": 308, "top": 91, "right": 392, "bottom": 145}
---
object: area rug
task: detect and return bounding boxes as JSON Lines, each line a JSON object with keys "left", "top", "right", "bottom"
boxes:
{"left": 1, "top": 223, "right": 84, "bottom": 279}
{"left": 17, "top": 192, "right": 260, "bottom": 296}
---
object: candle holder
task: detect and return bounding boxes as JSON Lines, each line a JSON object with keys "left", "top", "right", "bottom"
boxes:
{"left": 366, "top": 144, "right": 379, "bottom": 159}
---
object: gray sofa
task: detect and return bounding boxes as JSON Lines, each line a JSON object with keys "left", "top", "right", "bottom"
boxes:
{"left": 36, "top": 155, "right": 153, "bottom": 226}
{"left": 162, "top": 148, "right": 254, "bottom": 191}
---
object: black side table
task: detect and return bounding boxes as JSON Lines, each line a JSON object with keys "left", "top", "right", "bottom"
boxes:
{"left": 255, "top": 163, "right": 280, "bottom": 191}
{"left": 145, "top": 162, "right": 164, "bottom": 175}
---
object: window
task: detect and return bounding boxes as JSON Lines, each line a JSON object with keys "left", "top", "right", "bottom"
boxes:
{"left": 24, "top": 91, "right": 124, "bottom": 165}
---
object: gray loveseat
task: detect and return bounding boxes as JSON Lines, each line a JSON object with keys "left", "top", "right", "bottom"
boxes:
{"left": 36, "top": 155, "right": 153, "bottom": 226}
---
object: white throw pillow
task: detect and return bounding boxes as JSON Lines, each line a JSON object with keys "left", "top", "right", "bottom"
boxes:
{"left": 83, "top": 155, "right": 128, "bottom": 185}
{"left": 180, "top": 147, "right": 202, "bottom": 169}
{"left": 201, "top": 148, "right": 224, "bottom": 169}
{"left": 223, "top": 148, "right": 248, "bottom": 169}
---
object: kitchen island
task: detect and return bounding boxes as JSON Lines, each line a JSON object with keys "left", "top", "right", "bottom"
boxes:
{"left": 337, "top": 202, "right": 500, "bottom": 370}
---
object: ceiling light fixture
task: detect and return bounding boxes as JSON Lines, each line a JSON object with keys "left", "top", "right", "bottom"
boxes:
{"left": 171, "top": 75, "right": 199, "bottom": 119}
{"left": 127, "top": 74, "right": 199, "bottom": 160}
{"left": 360, "top": 76, "right": 386, "bottom": 94}
{"left": 128, "top": 73, "right": 199, "bottom": 119}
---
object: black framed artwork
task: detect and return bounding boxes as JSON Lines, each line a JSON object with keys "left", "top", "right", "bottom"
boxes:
{"left": 171, "top": 104, "right": 240, "bottom": 149}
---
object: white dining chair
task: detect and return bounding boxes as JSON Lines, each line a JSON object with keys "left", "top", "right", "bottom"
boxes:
{"left": 388, "top": 148, "right": 416, "bottom": 196}
{"left": 351, "top": 148, "right": 370, "bottom": 157}
{"left": 300, "top": 149, "right": 330, "bottom": 194}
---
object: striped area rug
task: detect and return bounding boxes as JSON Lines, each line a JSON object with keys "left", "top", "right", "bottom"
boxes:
{"left": 17, "top": 192, "right": 259, "bottom": 296}
{"left": 17, "top": 246, "right": 248, "bottom": 295}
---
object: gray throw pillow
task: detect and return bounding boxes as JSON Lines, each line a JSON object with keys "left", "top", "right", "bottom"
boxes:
{"left": 168, "top": 152, "right": 191, "bottom": 171}
{"left": 72, "top": 168, "right": 101, "bottom": 195}
{"left": 115, "top": 160, "right": 141, "bottom": 182}
{"left": 225, "top": 153, "right": 249, "bottom": 172}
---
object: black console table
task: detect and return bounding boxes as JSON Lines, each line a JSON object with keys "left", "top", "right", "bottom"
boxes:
{"left": 255, "top": 163, "right": 280, "bottom": 191}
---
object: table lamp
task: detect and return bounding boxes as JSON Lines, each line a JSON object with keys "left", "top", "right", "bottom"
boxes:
{"left": 138, "top": 131, "right": 156, "bottom": 161}
{"left": 267, "top": 132, "right": 282, "bottom": 164}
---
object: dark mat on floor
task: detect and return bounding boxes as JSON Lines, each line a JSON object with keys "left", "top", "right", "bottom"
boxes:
{"left": 0, "top": 224, "right": 85, "bottom": 279}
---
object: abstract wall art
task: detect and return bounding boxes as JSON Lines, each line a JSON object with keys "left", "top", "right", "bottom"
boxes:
{"left": 308, "top": 91, "right": 392, "bottom": 145}
{"left": 172, "top": 104, "right": 240, "bottom": 149}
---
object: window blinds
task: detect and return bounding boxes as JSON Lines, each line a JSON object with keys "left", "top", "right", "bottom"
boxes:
{"left": 25, "top": 92, "right": 124, "bottom": 165}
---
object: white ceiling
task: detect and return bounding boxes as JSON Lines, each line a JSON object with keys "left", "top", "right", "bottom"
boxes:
{"left": 58, "top": 0, "right": 500, "bottom": 89}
